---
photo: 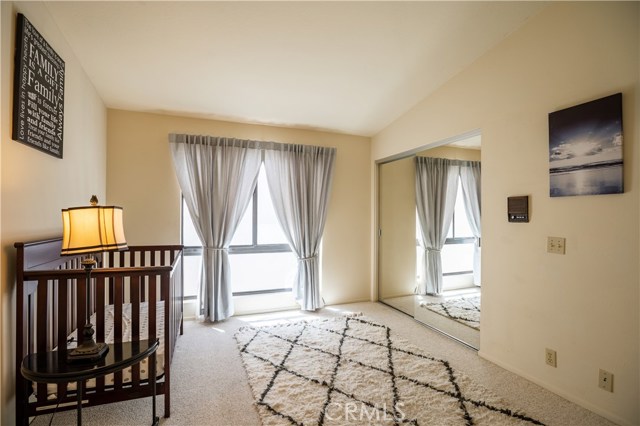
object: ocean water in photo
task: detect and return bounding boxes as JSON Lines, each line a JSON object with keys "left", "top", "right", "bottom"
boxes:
{"left": 550, "top": 164, "right": 623, "bottom": 197}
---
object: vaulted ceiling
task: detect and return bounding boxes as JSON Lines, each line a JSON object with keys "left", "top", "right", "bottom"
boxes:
{"left": 45, "top": 1, "right": 546, "bottom": 136}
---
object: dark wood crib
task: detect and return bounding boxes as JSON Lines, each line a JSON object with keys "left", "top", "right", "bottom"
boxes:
{"left": 15, "top": 238, "right": 183, "bottom": 425}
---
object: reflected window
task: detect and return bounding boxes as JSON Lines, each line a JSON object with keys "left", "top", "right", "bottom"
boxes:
{"left": 417, "top": 180, "right": 474, "bottom": 285}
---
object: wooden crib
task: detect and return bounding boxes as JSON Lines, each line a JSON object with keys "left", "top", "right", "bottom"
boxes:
{"left": 15, "top": 237, "right": 183, "bottom": 425}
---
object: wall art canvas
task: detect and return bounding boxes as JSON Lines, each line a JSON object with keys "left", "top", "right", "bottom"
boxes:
{"left": 12, "top": 13, "right": 65, "bottom": 159}
{"left": 549, "top": 93, "right": 623, "bottom": 197}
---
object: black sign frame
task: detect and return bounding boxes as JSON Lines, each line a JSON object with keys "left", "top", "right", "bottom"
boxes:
{"left": 12, "top": 13, "right": 65, "bottom": 159}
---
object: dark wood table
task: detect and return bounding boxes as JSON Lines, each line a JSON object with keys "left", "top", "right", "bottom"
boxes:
{"left": 21, "top": 339, "right": 159, "bottom": 426}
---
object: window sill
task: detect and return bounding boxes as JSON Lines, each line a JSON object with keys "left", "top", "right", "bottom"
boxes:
{"left": 234, "top": 292, "right": 298, "bottom": 315}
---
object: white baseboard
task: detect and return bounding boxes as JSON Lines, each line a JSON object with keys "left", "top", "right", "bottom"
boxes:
{"left": 477, "top": 350, "right": 632, "bottom": 426}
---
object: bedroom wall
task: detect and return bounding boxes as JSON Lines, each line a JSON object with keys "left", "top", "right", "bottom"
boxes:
{"left": 106, "top": 109, "right": 371, "bottom": 307}
{"left": 372, "top": 2, "right": 639, "bottom": 424}
{"left": 0, "top": 2, "right": 107, "bottom": 424}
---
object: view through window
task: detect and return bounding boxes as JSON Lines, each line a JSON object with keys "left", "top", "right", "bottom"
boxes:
{"left": 181, "top": 164, "right": 296, "bottom": 297}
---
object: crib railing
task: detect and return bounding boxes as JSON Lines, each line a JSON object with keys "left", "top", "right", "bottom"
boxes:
{"left": 15, "top": 240, "right": 183, "bottom": 423}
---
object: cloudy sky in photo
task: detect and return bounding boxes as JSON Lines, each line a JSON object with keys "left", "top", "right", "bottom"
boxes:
{"left": 549, "top": 94, "right": 622, "bottom": 169}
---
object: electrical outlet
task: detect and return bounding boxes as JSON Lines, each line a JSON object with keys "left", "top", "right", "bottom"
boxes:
{"left": 599, "top": 369, "right": 614, "bottom": 392}
{"left": 545, "top": 348, "right": 557, "bottom": 367}
{"left": 547, "top": 237, "right": 566, "bottom": 254}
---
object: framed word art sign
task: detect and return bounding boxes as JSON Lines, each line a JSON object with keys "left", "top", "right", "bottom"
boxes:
{"left": 12, "top": 13, "right": 65, "bottom": 158}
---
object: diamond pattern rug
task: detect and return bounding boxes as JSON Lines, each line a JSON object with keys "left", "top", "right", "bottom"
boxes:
{"left": 421, "top": 296, "right": 481, "bottom": 330}
{"left": 235, "top": 315, "right": 543, "bottom": 425}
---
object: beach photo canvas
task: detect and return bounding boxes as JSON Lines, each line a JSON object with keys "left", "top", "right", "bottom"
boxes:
{"left": 549, "top": 93, "right": 623, "bottom": 197}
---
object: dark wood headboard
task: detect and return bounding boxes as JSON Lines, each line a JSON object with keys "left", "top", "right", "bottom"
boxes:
{"left": 15, "top": 237, "right": 100, "bottom": 273}
{"left": 16, "top": 237, "right": 73, "bottom": 270}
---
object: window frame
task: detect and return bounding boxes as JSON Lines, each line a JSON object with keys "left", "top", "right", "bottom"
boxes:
{"left": 227, "top": 182, "right": 292, "bottom": 256}
{"left": 181, "top": 160, "right": 293, "bottom": 296}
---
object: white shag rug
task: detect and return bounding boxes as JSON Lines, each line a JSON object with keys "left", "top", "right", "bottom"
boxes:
{"left": 235, "top": 315, "right": 543, "bottom": 425}
{"left": 421, "top": 296, "right": 481, "bottom": 330}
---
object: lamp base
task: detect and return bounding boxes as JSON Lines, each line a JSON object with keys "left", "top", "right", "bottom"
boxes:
{"left": 67, "top": 342, "right": 109, "bottom": 363}
{"left": 67, "top": 341, "right": 109, "bottom": 363}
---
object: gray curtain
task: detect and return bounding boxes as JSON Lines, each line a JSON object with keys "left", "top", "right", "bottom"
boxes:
{"left": 459, "top": 161, "right": 482, "bottom": 286}
{"left": 415, "top": 157, "right": 460, "bottom": 295}
{"left": 169, "top": 134, "right": 261, "bottom": 321}
{"left": 263, "top": 144, "right": 336, "bottom": 310}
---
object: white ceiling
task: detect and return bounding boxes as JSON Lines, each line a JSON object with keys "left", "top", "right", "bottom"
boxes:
{"left": 45, "top": 1, "right": 545, "bottom": 137}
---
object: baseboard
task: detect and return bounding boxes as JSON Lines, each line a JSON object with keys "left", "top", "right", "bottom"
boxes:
{"left": 477, "top": 350, "right": 633, "bottom": 426}
{"left": 234, "top": 304, "right": 300, "bottom": 316}
{"left": 328, "top": 298, "right": 372, "bottom": 305}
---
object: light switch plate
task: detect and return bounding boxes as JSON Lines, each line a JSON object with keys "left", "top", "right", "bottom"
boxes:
{"left": 547, "top": 237, "right": 566, "bottom": 254}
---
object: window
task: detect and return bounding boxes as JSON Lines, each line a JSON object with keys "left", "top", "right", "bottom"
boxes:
{"left": 181, "top": 163, "right": 296, "bottom": 297}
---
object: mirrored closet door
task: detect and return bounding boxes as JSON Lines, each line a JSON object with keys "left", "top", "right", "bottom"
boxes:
{"left": 378, "top": 133, "right": 482, "bottom": 349}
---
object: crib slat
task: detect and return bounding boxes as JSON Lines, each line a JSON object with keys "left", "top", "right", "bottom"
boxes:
{"left": 96, "top": 276, "right": 106, "bottom": 394}
{"left": 149, "top": 276, "right": 157, "bottom": 342}
{"left": 36, "top": 279, "right": 48, "bottom": 354}
{"left": 131, "top": 276, "right": 141, "bottom": 341}
{"left": 36, "top": 382, "right": 47, "bottom": 404}
{"left": 76, "top": 276, "right": 87, "bottom": 345}
{"left": 95, "top": 275, "right": 107, "bottom": 393}
{"left": 50, "top": 282, "right": 57, "bottom": 350}
{"left": 96, "top": 277, "right": 106, "bottom": 342}
{"left": 114, "top": 276, "right": 124, "bottom": 343}
{"left": 36, "top": 279, "right": 49, "bottom": 404}
{"left": 113, "top": 340, "right": 123, "bottom": 391}
{"left": 56, "top": 383, "right": 67, "bottom": 403}
{"left": 57, "top": 280, "right": 68, "bottom": 352}
{"left": 107, "top": 275, "right": 114, "bottom": 306}
{"left": 113, "top": 276, "right": 124, "bottom": 390}
{"left": 131, "top": 275, "right": 141, "bottom": 387}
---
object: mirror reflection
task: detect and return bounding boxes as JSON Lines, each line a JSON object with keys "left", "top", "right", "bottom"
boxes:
{"left": 378, "top": 134, "right": 481, "bottom": 349}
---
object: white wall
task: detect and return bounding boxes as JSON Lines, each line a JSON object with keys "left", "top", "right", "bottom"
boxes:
{"left": 373, "top": 3, "right": 639, "bottom": 425}
{"left": 0, "top": 2, "right": 107, "bottom": 424}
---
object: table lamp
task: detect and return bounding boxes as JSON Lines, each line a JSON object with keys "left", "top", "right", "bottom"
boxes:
{"left": 61, "top": 195, "right": 128, "bottom": 363}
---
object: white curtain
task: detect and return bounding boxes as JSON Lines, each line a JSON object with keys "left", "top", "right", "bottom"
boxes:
{"left": 459, "top": 161, "right": 482, "bottom": 286}
{"left": 263, "top": 143, "right": 336, "bottom": 310}
{"left": 415, "top": 157, "right": 460, "bottom": 295}
{"left": 169, "top": 134, "right": 261, "bottom": 321}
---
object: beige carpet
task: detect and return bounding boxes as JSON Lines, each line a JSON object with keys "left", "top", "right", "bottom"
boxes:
{"left": 421, "top": 296, "right": 481, "bottom": 330}
{"left": 29, "top": 302, "right": 614, "bottom": 426}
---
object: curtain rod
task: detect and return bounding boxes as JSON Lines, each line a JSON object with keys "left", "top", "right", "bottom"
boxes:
{"left": 168, "top": 133, "right": 336, "bottom": 153}
{"left": 415, "top": 156, "right": 480, "bottom": 167}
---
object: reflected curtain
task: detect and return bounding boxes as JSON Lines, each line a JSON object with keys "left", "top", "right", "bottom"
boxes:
{"left": 169, "top": 134, "right": 261, "bottom": 321}
{"left": 459, "top": 161, "right": 482, "bottom": 285}
{"left": 415, "top": 157, "right": 460, "bottom": 295}
{"left": 264, "top": 143, "right": 336, "bottom": 310}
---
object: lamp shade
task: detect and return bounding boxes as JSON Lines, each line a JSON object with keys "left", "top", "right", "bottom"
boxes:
{"left": 61, "top": 205, "right": 128, "bottom": 256}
